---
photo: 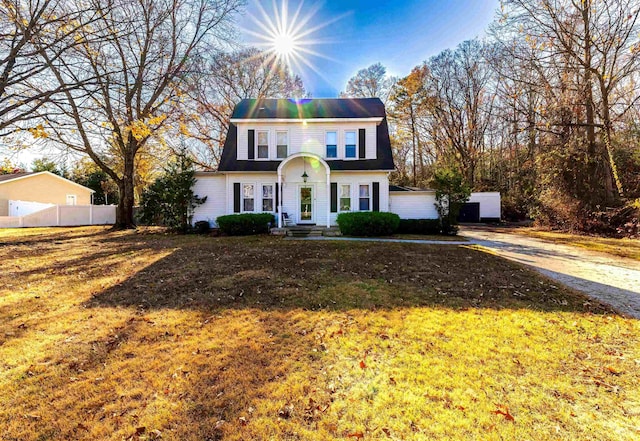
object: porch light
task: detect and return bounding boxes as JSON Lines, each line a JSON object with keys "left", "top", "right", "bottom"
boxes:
{"left": 301, "top": 171, "right": 309, "bottom": 183}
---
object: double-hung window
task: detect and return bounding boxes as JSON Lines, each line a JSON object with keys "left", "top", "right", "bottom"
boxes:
{"left": 262, "top": 184, "right": 274, "bottom": 212}
{"left": 326, "top": 131, "right": 337, "bottom": 158}
{"left": 257, "top": 131, "right": 269, "bottom": 159}
{"left": 345, "top": 131, "right": 357, "bottom": 158}
{"left": 359, "top": 184, "right": 370, "bottom": 211}
{"left": 339, "top": 184, "right": 351, "bottom": 212}
{"left": 276, "top": 131, "right": 288, "bottom": 159}
{"left": 243, "top": 184, "right": 255, "bottom": 212}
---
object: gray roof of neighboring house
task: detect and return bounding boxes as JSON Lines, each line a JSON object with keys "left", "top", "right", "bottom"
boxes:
{"left": 0, "top": 172, "right": 36, "bottom": 183}
{"left": 219, "top": 98, "right": 395, "bottom": 172}
{"left": 389, "top": 185, "right": 435, "bottom": 192}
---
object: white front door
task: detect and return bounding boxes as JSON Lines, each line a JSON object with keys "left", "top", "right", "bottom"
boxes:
{"left": 298, "top": 185, "right": 314, "bottom": 224}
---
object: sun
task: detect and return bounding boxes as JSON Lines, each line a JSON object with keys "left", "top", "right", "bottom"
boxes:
{"left": 243, "top": 0, "right": 346, "bottom": 77}
{"left": 272, "top": 32, "right": 297, "bottom": 57}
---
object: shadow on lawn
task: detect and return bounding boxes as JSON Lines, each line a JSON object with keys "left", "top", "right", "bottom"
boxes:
{"left": 86, "top": 237, "right": 617, "bottom": 315}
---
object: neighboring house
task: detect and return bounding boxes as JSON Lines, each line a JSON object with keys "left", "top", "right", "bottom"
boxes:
{"left": 0, "top": 171, "right": 94, "bottom": 216}
{"left": 193, "top": 98, "right": 395, "bottom": 228}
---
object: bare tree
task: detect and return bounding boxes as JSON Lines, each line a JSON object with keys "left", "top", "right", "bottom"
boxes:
{"left": 340, "top": 62, "right": 396, "bottom": 104}
{"left": 499, "top": 0, "right": 640, "bottom": 203}
{"left": 425, "top": 40, "right": 497, "bottom": 187}
{"left": 40, "top": 0, "right": 243, "bottom": 228}
{"left": 0, "top": 0, "right": 101, "bottom": 135}
{"left": 184, "top": 47, "right": 307, "bottom": 168}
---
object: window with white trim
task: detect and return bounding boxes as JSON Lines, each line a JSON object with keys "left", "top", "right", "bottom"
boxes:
{"left": 243, "top": 183, "right": 255, "bottom": 212}
{"left": 276, "top": 131, "right": 288, "bottom": 159}
{"left": 66, "top": 194, "right": 77, "bottom": 206}
{"left": 339, "top": 184, "right": 351, "bottom": 212}
{"left": 345, "top": 131, "right": 357, "bottom": 158}
{"left": 262, "top": 184, "right": 274, "bottom": 212}
{"left": 359, "top": 184, "right": 370, "bottom": 211}
{"left": 257, "top": 131, "right": 269, "bottom": 159}
{"left": 326, "top": 131, "right": 337, "bottom": 158}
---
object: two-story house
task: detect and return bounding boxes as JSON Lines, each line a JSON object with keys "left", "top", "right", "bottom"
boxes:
{"left": 192, "top": 98, "right": 395, "bottom": 228}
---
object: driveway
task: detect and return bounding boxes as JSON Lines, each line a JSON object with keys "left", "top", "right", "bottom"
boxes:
{"left": 460, "top": 226, "right": 640, "bottom": 319}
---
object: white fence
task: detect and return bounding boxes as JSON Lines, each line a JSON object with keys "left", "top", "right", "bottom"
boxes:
{"left": 8, "top": 200, "right": 54, "bottom": 217}
{"left": 0, "top": 205, "right": 115, "bottom": 228}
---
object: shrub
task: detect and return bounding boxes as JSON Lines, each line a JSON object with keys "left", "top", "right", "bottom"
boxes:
{"left": 397, "top": 219, "right": 441, "bottom": 235}
{"left": 216, "top": 213, "right": 275, "bottom": 236}
{"left": 431, "top": 168, "right": 471, "bottom": 235}
{"left": 336, "top": 212, "right": 400, "bottom": 237}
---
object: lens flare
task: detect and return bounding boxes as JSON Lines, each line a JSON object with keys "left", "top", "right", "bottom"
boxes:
{"left": 243, "top": 0, "right": 347, "bottom": 82}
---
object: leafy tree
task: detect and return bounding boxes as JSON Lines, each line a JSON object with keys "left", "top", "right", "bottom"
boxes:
{"left": 31, "top": 157, "right": 61, "bottom": 175}
{"left": 432, "top": 168, "right": 471, "bottom": 234}
{"left": 138, "top": 153, "right": 206, "bottom": 232}
{"left": 69, "top": 158, "right": 118, "bottom": 205}
{"left": 0, "top": 157, "right": 23, "bottom": 174}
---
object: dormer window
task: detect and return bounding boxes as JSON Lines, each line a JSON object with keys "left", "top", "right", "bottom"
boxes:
{"left": 326, "top": 131, "right": 337, "bottom": 158}
{"left": 257, "top": 131, "right": 269, "bottom": 159}
{"left": 345, "top": 131, "right": 357, "bottom": 158}
{"left": 276, "top": 131, "right": 288, "bottom": 159}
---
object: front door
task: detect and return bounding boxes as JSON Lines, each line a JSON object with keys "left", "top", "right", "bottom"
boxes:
{"left": 299, "top": 186, "right": 314, "bottom": 223}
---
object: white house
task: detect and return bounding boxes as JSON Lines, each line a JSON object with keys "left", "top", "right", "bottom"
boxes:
{"left": 193, "top": 98, "right": 396, "bottom": 228}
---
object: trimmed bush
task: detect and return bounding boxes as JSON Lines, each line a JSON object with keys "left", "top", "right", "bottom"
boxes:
{"left": 336, "top": 212, "right": 400, "bottom": 237}
{"left": 397, "top": 219, "right": 441, "bottom": 235}
{"left": 216, "top": 213, "right": 275, "bottom": 236}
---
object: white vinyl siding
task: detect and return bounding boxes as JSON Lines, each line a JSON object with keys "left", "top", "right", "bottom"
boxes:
{"left": 236, "top": 122, "right": 379, "bottom": 160}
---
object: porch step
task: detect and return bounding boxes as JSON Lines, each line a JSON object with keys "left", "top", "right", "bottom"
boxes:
{"left": 280, "top": 226, "right": 342, "bottom": 237}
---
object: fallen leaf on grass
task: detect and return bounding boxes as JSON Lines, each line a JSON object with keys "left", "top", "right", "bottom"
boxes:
{"left": 492, "top": 404, "right": 514, "bottom": 421}
{"left": 607, "top": 366, "right": 622, "bottom": 375}
{"left": 359, "top": 360, "right": 367, "bottom": 369}
{"left": 347, "top": 431, "right": 364, "bottom": 439}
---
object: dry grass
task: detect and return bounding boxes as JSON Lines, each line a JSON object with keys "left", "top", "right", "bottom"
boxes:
{"left": 511, "top": 228, "right": 640, "bottom": 261}
{"left": 0, "top": 226, "right": 639, "bottom": 441}
{"left": 392, "top": 233, "right": 467, "bottom": 241}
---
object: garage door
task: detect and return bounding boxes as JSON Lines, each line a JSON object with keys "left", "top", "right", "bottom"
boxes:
{"left": 458, "top": 202, "right": 480, "bottom": 223}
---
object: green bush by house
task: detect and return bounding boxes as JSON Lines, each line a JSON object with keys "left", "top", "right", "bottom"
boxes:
{"left": 336, "top": 212, "right": 400, "bottom": 237}
{"left": 397, "top": 219, "right": 441, "bottom": 235}
{"left": 216, "top": 213, "right": 275, "bottom": 236}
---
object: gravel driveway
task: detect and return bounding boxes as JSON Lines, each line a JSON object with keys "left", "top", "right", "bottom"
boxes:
{"left": 460, "top": 226, "right": 640, "bottom": 319}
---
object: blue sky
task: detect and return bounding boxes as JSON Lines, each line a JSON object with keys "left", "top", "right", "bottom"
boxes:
{"left": 240, "top": 0, "right": 500, "bottom": 97}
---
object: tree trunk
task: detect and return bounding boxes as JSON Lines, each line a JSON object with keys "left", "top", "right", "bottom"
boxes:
{"left": 115, "top": 153, "right": 136, "bottom": 229}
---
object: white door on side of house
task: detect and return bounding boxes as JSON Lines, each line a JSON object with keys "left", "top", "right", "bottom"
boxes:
{"left": 298, "top": 185, "right": 314, "bottom": 224}
{"left": 66, "top": 194, "right": 77, "bottom": 205}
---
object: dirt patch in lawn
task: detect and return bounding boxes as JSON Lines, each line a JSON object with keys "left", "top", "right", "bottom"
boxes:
{"left": 1, "top": 227, "right": 638, "bottom": 441}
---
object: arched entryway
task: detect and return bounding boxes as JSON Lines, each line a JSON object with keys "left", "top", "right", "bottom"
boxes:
{"left": 277, "top": 153, "right": 331, "bottom": 228}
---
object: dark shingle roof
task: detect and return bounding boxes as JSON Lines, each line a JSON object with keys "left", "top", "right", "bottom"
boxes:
{"left": 0, "top": 172, "right": 35, "bottom": 183}
{"left": 231, "top": 98, "right": 386, "bottom": 119}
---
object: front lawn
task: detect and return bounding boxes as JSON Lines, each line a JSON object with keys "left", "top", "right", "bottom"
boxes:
{"left": 0, "top": 227, "right": 638, "bottom": 440}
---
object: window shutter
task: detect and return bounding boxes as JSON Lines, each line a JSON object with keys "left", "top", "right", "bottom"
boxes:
{"left": 372, "top": 182, "right": 380, "bottom": 212}
{"left": 359, "top": 129, "right": 366, "bottom": 159}
{"left": 233, "top": 183, "right": 241, "bottom": 213}
{"left": 275, "top": 183, "right": 279, "bottom": 213}
{"left": 247, "top": 130, "right": 255, "bottom": 160}
{"left": 330, "top": 183, "right": 338, "bottom": 213}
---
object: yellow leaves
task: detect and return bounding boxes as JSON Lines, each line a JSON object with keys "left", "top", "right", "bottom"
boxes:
{"left": 125, "top": 115, "right": 167, "bottom": 141}
{"left": 28, "top": 124, "right": 48, "bottom": 139}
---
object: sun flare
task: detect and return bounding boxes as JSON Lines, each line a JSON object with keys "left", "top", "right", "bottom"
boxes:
{"left": 272, "top": 32, "right": 297, "bottom": 57}
{"left": 243, "top": 0, "right": 345, "bottom": 78}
